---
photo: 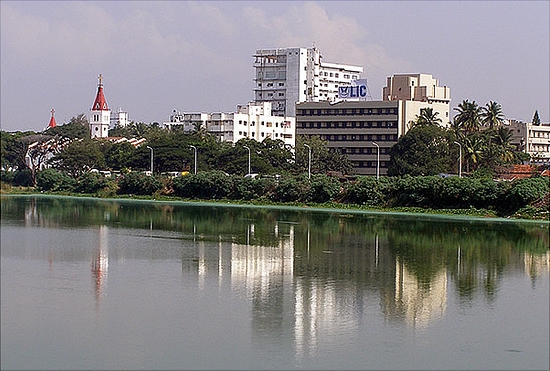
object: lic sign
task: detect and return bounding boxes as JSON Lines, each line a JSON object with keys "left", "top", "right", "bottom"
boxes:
{"left": 338, "top": 79, "right": 368, "bottom": 99}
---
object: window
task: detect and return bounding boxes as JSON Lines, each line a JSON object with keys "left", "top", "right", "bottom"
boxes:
{"left": 279, "top": 82, "right": 285, "bottom": 86}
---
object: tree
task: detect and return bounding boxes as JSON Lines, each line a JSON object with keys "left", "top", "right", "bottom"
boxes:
{"left": 45, "top": 113, "right": 89, "bottom": 139}
{"left": 480, "top": 101, "right": 504, "bottom": 130}
{"left": 387, "top": 125, "right": 454, "bottom": 176}
{"left": 454, "top": 100, "right": 482, "bottom": 134}
{"left": 296, "top": 135, "right": 353, "bottom": 175}
{"left": 462, "top": 133, "right": 485, "bottom": 173}
{"left": 52, "top": 138, "right": 104, "bottom": 177}
{"left": 532, "top": 110, "right": 541, "bottom": 125}
{"left": 103, "top": 141, "right": 136, "bottom": 170}
{"left": 410, "top": 107, "right": 443, "bottom": 128}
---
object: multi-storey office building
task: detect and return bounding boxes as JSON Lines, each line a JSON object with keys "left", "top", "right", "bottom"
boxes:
{"left": 508, "top": 119, "right": 550, "bottom": 165}
{"left": 162, "top": 102, "right": 295, "bottom": 148}
{"left": 253, "top": 47, "right": 363, "bottom": 117}
{"left": 295, "top": 73, "right": 452, "bottom": 176}
{"left": 296, "top": 99, "right": 451, "bottom": 176}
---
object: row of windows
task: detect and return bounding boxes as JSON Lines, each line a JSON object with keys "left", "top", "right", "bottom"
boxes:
{"left": 529, "top": 131, "right": 550, "bottom": 138}
{"left": 257, "top": 92, "right": 285, "bottom": 98}
{"left": 320, "top": 72, "right": 358, "bottom": 79}
{"left": 340, "top": 147, "right": 390, "bottom": 155}
{"left": 299, "top": 121, "right": 397, "bottom": 129}
{"left": 237, "top": 131, "right": 293, "bottom": 139}
{"left": 237, "top": 120, "right": 288, "bottom": 127}
{"left": 320, "top": 134, "right": 397, "bottom": 142}
{"left": 351, "top": 161, "right": 388, "bottom": 168}
{"left": 297, "top": 108, "right": 398, "bottom": 116}
{"left": 259, "top": 82, "right": 285, "bottom": 88}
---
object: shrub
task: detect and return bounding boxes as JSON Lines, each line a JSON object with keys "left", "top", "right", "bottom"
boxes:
{"left": 74, "top": 172, "right": 110, "bottom": 194}
{"left": 342, "top": 176, "right": 386, "bottom": 206}
{"left": 172, "top": 171, "right": 232, "bottom": 199}
{"left": 36, "top": 168, "right": 75, "bottom": 192}
{"left": 305, "top": 174, "right": 342, "bottom": 203}
{"left": 12, "top": 169, "right": 34, "bottom": 187}
{"left": 506, "top": 177, "right": 549, "bottom": 209}
{"left": 271, "top": 175, "right": 310, "bottom": 203}
{"left": 392, "top": 175, "right": 441, "bottom": 207}
{"left": 117, "top": 172, "right": 163, "bottom": 195}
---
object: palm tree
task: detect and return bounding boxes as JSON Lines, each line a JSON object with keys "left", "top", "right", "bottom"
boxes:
{"left": 462, "top": 134, "right": 484, "bottom": 172}
{"left": 411, "top": 107, "right": 442, "bottom": 127}
{"left": 492, "top": 126, "right": 515, "bottom": 163}
{"left": 454, "top": 100, "right": 482, "bottom": 134}
{"left": 480, "top": 101, "right": 505, "bottom": 130}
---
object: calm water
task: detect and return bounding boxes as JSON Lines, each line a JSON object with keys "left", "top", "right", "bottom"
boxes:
{"left": 1, "top": 195, "right": 548, "bottom": 370}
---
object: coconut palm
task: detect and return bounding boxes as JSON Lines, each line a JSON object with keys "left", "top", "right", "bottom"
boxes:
{"left": 480, "top": 101, "right": 505, "bottom": 130}
{"left": 462, "top": 134, "right": 485, "bottom": 172}
{"left": 492, "top": 126, "right": 515, "bottom": 162}
{"left": 454, "top": 100, "right": 482, "bottom": 134}
{"left": 411, "top": 107, "right": 443, "bottom": 127}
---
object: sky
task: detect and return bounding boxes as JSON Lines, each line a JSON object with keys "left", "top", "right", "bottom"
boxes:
{"left": 1, "top": 1, "right": 549, "bottom": 132}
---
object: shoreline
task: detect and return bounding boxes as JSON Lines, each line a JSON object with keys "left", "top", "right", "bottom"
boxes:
{"left": 2, "top": 191, "right": 548, "bottom": 224}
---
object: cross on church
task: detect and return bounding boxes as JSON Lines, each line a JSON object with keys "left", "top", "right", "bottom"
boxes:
{"left": 51, "top": 108, "right": 55, "bottom": 117}
{"left": 98, "top": 74, "right": 103, "bottom": 86}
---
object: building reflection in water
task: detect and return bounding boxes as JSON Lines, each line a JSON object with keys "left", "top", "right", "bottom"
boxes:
{"left": 91, "top": 224, "right": 109, "bottom": 309}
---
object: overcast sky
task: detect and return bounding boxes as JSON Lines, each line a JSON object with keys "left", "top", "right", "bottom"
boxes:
{"left": 1, "top": 1, "right": 549, "bottom": 132}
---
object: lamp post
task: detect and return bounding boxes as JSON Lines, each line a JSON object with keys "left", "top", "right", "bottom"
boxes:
{"left": 372, "top": 142, "right": 380, "bottom": 180}
{"left": 189, "top": 145, "right": 197, "bottom": 174}
{"left": 243, "top": 145, "right": 251, "bottom": 175}
{"left": 146, "top": 146, "right": 153, "bottom": 175}
{"left": 303, "top": 143, "right": 311, "bottom": 179}
{"left": 454, "top": 141, "right": 462, "bottom": 178}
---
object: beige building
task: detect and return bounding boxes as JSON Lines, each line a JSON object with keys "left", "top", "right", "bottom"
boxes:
{"left": 382, "top": 73, "right": 451, "bottom": 126}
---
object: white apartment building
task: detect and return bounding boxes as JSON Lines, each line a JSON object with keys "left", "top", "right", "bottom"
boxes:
{"left": 162, "top": 102, "right": 296, "bottom": 148}
{"left": 253, "top": 47, "right": 363, "bottom": 117}
{"left": 382, "top": 73, "right": 451, "bottom": 126}
{"left": 110, "top": 108, "right": 129, "bottom": 128}
{"left": 508, "top": 119, "right": 550, "bottom": 165}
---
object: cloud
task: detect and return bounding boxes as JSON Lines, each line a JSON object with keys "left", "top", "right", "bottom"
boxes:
{"left": 240, "top": 2, "right": 412, "bottom": 96}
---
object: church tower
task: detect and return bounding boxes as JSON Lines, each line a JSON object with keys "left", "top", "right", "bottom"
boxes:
{"left": 89, "top": 74, "right": 111, "bottom": 138}
{"left": 47, "top": 109, "right": 57, "bottom": 129}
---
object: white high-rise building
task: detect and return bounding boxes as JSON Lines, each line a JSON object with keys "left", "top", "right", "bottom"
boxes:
{"left": 89, "top": 74, "right": 111, "bottom": 138}
{"left": 253, "top": 47, "right": 363, "bottom": 117}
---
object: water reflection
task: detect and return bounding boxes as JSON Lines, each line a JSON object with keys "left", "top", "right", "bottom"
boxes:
{"left": 1, "top": 195, "right": 548, "bottom": 368}
{"left": 91, "top": 225, "right": 109, "bottom": 307}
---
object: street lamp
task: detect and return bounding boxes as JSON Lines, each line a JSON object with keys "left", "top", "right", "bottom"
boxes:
{"left": 146, "top": 146, "right": 153, "bottom": 175}
{"left": 454, "top": 141, "right": 462, "bottom": 178}
{"left": 372, "top": 142, "right": 380, "bottom": 180}
{"left": 303, "top": 143, "right": 311, "bottom": 179}
{"left": 189, "top": 145, "right": 197, "bottom": 174}
{"left": 243, "top": 145, "right": 251, "bottom": 175}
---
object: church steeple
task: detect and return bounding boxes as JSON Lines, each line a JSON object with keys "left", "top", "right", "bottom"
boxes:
{"left": 89, "top": 74, "right": 111, "bottom": 139}
{"left": 92, "top": 74, "right": 109, "bottom": 111}
{"left": 47, "top": 109, "right": 57, "bottom": 129}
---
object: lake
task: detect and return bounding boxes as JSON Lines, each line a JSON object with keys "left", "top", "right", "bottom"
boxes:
{"left": 1, "top": 195, "right": 548, "bottom": 370}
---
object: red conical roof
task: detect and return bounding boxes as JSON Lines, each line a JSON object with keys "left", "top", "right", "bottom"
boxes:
{"left": 48, "top": 109, "right": 57, "bottom": 128}
{"left": 91, "top": 74, "right": 109, "bottom": 111}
